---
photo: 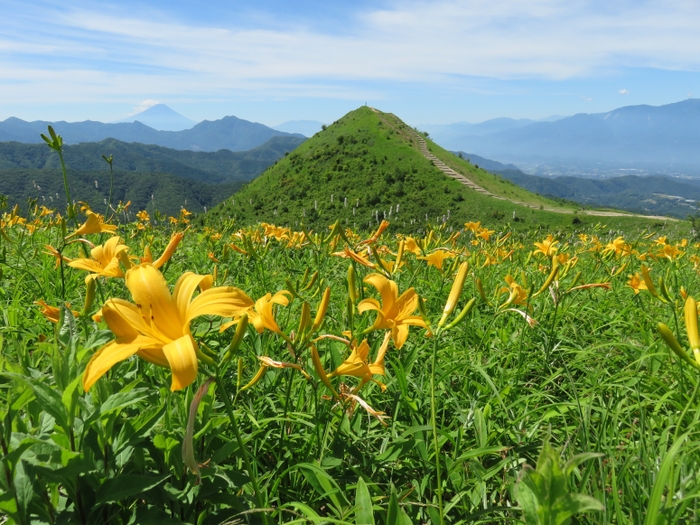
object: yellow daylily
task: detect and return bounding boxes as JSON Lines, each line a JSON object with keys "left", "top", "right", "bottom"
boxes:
{"left": 327, "top": 334, "right": 390, "bottom": 386}
{"left": 627, "top": 273, "right": 648, "bottom": 295}
{"left": 500, "top": 275, "right": 528, "bottom": 307}
{"left": 358, "top": 273, "right": 427, "bottom": 349}
{"left": 533, "top": 235, "right": 559, "bottom": 257}
{"left": 153, "top": 231, "right": 185, "bottom": 268}
{"left": 68, "top": 236, "right": 129, "bottom": 283}
{"left": 418, "top": 249, "right": 454, "bottom": 271}
{"left": 36, "top": 300, "right": 79, "bottom": 323}
{"left": 83, "top": 264, "right": 254, "bottom": 392}
{"left": 219, "top": 290, "right": 291, "bottom": 335}
{"left": 67, "top": 211, "right": 117, "bottom": 238}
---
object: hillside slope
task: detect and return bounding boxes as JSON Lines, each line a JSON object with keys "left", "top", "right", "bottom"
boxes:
{"left": 205, "top": 107, "right": 663, "bottom": 232}
{"left": 0, "top": 136, "right": 304, "bottom": 183}
{"left": 0, "top": 135, "right": 304, "bottom": 216}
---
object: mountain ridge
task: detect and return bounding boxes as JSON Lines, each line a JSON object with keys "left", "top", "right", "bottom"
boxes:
{"left": 426, "top": 99, "right": 700, "bottom": 176}
{"left": 112, "top": 104, "right": 197, "bottom": 131}
{"left": 0, "top": 114, "right": 302, "bottom": 153}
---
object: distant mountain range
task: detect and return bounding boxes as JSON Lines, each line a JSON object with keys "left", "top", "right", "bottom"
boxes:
{"left": 0, "top": 113, "right": 303, "bottom": 152}
{"left": 112, "top": 104, "right": 198, "bottom": 131}
{"left": 0, "top": 135, "right": 303, "bottom": 215}
{"left": 455, "top": 150, "right": 700, "bottom": 218}
{"left": 426, "top": 99, "right": 700, "bottom": 177}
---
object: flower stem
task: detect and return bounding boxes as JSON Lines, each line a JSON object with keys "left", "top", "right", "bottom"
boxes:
{"left": 430, "top": 334, "right": 445, "bottom": 525}
{"left": 214, "top": 376, "right": 270, "bottom": 525}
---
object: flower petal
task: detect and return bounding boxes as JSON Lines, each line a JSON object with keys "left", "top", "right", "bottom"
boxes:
{"left": 357, "top": 298, "right": 381, "bottom": 314}
{"left": 161, "top": 335, "right": 199, "bottom": 391}
{"left": 83, "top": 336, "right": 158, "bottom": 391}
{"left": 173, "top": 272, "right": 211, "bottom": 323}
{"left": 126, "top": 264, "right": 182, "bottom": 341}
{"left": 187, "top": 287, "right": 254, "bottom": 323}
{"left": 364, "top": 274, "right": 397, "bottom": 313}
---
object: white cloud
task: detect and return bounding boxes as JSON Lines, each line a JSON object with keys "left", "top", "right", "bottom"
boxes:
{"left": 2, "top": 0, "right": 700, "bottom": 102}
{"left": 619, "top": 89, "right": 629, "bottom": 94}
{"left": 128, "top": 100, "right": 160, "bottom": 116}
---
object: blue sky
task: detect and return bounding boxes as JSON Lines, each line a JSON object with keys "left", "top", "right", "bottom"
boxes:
{"left": 2, "top": 0, "right": 700, "bottom": 127}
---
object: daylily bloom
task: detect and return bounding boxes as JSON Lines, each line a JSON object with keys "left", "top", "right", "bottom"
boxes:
{"left": 67, "top": 211, "right": 117, "bottom": 238}
{"left": 500, "top": 275, "right": 528, "bottom": 307}
{"left": 358, "top": 274, "right": 428, "bottom": 349}
{"left": 68, "top": 236, "right": 129, "bottom": 283}
{"left": 627, "top": 273, "right": 648, "bottom": 295}
{"left": 476, "top": 227, "right": 495, "bottom": 241}
{"left": 332, "top": 246, "right": 377, "bottom": 269}
{"left": 45, "top": 244, "right": 72, "bottom": 268}
{"left": 328, "top": 334, "right": 390, "bottom": 392}
{"left": 604, "top": 237, "right": 632, "bottom": 257}
{"left": 402, "top": 236, "right": 422, "bottom": 255}
{"left": 359, "top": 220, "right": 389, "bottom": 246}
{"left": 219, "top": 290, "right": 291, "bottom": 335}
{"left": 36, "top": 300, "right": 79, "bottom": 323}
{"left": 533, "top": 235, "right": 559, "bottom": 257}
{"left": 418, "top": 249, "right": 454, "bottom": 271}
{"left": 83, "top": 264, "right": 253, "bottom": 392}
{"left": 153, "top": 231, "right": 185, "bottom": 268}
{"left": 464, "top": 221, "right": 481, "bottom": 233}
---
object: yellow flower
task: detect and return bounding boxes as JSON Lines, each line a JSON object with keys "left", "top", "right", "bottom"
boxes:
{"left": 418, "top": 249, "right": 454, "bottom": 271}
{"left": 660, "top": 244, "right": 682, "bottom": 261}
{"left": 68, "top": 236, "right": 129, "bottom": 283}
{"left": 83, "top": 264, "right": 253, "bottom": 392}
{"left": 67, "top": 211, "right": 117, "bottom": 238}
{"left": 45, "top": 244, "right": 72, "bottom": 268}
{"left": 627, "top": 273, "right": 648, "bottom": 295}
{"left": 220, "top": 290, "right": 291, "bottom": 335}
{"left": 136, "top": 210, "right": 150, "bottom": 222}
{"left": 464, "top": 221, "right": 481, "bottom": 232}
{"left": 533, "top": 235, "right": 559, "bottom": 257}
{"left": 332, "top": 246, "right": 377, "bottom": 269}
{"left": 152, "top": 231, "right": 185, "bottom": 268}
{"left": 358, "top": 220, "right": 389, "bottom": 246}
{"left": 604, "top": 236, "right": 632, "bottom": 257}
{"left": 328, "top": 336, "right": 388, "bottom": 380}
{"left": 500, "top": 275, "right": 528, "bottom": 307}
{"left": 36, "top": 300, "right": 79, "bottom": 323}
{"left": 476, "top": 227, "right": 495, "bottom": 241}
{"left": 357, "top": 274, "right": 427, "bottom": 349}
{"left": 403, "top": 236, "right": 422, "bottom": 255}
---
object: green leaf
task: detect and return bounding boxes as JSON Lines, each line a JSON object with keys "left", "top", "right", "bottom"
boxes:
{"left": 95, "top": 473, "right": 169, "bottom": 505}
{"left": 563, "top": 452, "right": 604, "bottom": 477}
{"left": 14, "top": 460, "right": 33, "bottom": 524}
{"left": 354, "top": 477, "right": 374, "bottom": 525}
{"left": 644, "top": 434, "right": 687, "bottom": 525}
{"left": 564, "top": 493, "right": 605, "bottom": 515}
{"left": 297, "top": 463, "right": 348, "bottom": 517}
{"left": 387, "top": 486, "right": 400, "bottom": 525}
{"left": 2, "top": 373, "right": 69, "bottom": 432}
{"left": 515, "top": 475, "right": 541, "bottom": 525}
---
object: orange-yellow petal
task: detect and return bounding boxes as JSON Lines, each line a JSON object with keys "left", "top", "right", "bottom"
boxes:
{"left": 161, "top": 335, "right": 199, "bottom": 391}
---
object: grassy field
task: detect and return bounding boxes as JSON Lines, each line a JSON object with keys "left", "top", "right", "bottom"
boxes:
{"left": 2, "top": 196, "right": 700, "bottom": 524}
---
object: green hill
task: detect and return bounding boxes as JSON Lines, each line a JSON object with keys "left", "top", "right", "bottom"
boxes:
{"left": 0, "top": 135, "right": 304, "bottom": 183}
{"left": 204, "top": 107, "right": 671, "bottom": 232}
{"left": 0, "top": 135, "right": 304, "bottom": 216}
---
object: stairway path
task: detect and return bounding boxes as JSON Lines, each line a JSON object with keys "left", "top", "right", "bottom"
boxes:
{"left": 374, "top": 109, "right": 676, "bottom": 221}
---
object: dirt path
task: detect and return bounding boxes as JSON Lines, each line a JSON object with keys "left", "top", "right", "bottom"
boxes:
{"left": 369, "top": 107, "right": 676, "bottom": 222}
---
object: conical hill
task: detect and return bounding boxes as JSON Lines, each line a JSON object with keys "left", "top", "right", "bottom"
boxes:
{"left": 202, "top": 106, "right": 641, "bottom": 232}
